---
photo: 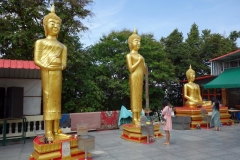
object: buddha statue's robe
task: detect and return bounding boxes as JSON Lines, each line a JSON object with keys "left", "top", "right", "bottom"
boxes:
{"left": 34, "top": 39, "right": 67, "bottom": 121}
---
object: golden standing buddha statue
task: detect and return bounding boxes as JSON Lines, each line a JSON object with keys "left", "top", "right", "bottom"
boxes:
{"left": 184, "top": 65, "right": 211, "bottom": 108}
{"left": 34, "top": 4, "right": 70, "bottom": 142}
{"left": 126, "top": 29, "right": 146, "bottom": 126}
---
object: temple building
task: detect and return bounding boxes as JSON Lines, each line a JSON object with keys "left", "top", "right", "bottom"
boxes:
{"left": 204, "top": 49, "right": 240, "bottom": 109}
{"left": 180, "top": 49, "right": 240, "bottom": 109}
{"left": 176, "top": 49, "right": 240, "bottom": 129}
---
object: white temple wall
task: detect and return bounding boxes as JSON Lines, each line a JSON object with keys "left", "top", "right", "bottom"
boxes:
{"left": 0, "top": 78, "right": 41, "bottom": 115}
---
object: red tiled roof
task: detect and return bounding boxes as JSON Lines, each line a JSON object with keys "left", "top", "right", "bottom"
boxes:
{"left": 210, "top": 49, "right": 240, "bottom": 61}
{"left": 0, "top": 59, "right": 40, "bottom": 69}
{"left": 180, "top": 75, "right": 213, "bottom": 83}
{"left": 0, "top": 59, "right": 40, "bottom": 79}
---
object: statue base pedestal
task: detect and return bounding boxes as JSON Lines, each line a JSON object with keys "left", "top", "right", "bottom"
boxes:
{"left": 175, "top": 106, "right": 233, "bottom": 129}
{"left": 121, "top": 124, "right": 163, "bottom": 143}
{"left": 29, "top": 136, "right": 91, "bottom": 160}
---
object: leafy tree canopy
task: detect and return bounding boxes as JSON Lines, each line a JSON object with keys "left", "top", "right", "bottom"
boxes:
{"left": 0, "top": 0, "right": 93, "bottom": 59}
{"left": 161, "top": 23, "right": 239, "bottom": 106}
{"left": 86, "top": 29, "right": 176, "bottom": 110}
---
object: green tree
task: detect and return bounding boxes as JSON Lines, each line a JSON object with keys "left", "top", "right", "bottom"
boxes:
{"left": 86, "top": 30, "right": 131, "bottom": 111}
{"left": 0, "top": 0, "right": 93, "bottom": 59}
{"left": 160, "top": 29, "right": 186, "bottom": 106}
{"left": 185, "top": 24, "right": 239, "bottom": 77}
{"left": 184, "top": 23, "right": 208, "bottom": 76}
{"left": 61, "top": 35, "right": 105, "bottom": 113}
{"left": 87, "top": 29, "right": 176, "bottom": 111}
{"left": 140, "top": 33, "right": 176, "bottom": 109}
{"left": 160, "top": 28, "right": 186, "bottom": 80}
{"left": 200, "top": 30, "right": 239, "bottom": 68}
{"left": 228, "top": 30, "right": 240, "bottom": 50}
{"left": 161, "top": 23, "right": 239, "bottom": 106}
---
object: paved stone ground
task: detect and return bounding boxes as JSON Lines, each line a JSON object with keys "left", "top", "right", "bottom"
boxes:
{"left": 1, "top": 124, "right": 240, "bottom": 160}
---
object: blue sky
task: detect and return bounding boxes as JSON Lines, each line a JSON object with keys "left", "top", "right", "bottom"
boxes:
{"left": 80, "top": 0, "right": 240, "bottom": 47}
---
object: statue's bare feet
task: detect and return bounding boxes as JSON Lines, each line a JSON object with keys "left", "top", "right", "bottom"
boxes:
{"left": 45, "top": 131, "right": 54, "bottom": 143}
{"left": 132, "top": 119, "right": 140, "bottom": 126}
{"left": 54, "top": 129, "right": 72, "bottom": 139}
{"left": 55, "top": 133, "right": 72, "bottom": 137}
{"left": 56, "top": 133, "right": 72, "bottom": 139}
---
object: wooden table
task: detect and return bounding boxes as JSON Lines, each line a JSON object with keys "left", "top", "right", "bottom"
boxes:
{"left": 235, "top": 105, "right": 240, "bottom": 110}
{"left": 228, "top": 109, "right": 240, "bottom": 123}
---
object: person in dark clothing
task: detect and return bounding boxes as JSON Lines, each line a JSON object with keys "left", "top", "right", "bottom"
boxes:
{"left": 210, "top": 97, "right": 220, "bottom": 131}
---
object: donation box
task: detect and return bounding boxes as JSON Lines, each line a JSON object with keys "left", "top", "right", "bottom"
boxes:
{"left": 78, "top": 135, "right": 95, "bottom": 151}
{"left": 141, "top": 124, "right": 154, "bottom": 136}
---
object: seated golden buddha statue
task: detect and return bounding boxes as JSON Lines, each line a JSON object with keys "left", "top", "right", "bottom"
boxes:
{"left": 184, "top": 65, "right": 211, "bottom": 108}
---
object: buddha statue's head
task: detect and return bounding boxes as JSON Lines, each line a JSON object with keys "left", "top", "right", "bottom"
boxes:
{"left": 186, "top": 65, "right": 195, "bottom": 82}
{"left": 43, "top": 4, "right": 62, "bottom": 36}
{"left": 128, "top": 28, "right": 141, "bottom": 50}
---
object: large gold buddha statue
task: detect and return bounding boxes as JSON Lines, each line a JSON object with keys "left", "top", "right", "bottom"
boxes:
{"left": 34, "top": 4, "right": 69, "bottom": 142}
{"left": 126, "top": 28, "right": 146, "bottom": 126}
{"left": 184, "top": 65, "right": 211, "bottom": 108}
